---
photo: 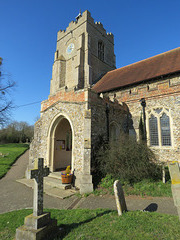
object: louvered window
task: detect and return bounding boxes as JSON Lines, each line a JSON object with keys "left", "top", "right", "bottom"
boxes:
{"left": 98, "top": 41, "right": 104, "bottom": 61}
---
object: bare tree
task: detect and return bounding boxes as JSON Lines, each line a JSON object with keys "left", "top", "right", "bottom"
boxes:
{"left": 0, "top": 58, "right": 15, "bottom": 126}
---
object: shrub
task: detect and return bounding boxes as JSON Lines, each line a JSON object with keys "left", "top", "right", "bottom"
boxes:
{"left": 96, "top": 134, "right": 161, "bottom": 184}
{"left": 91, "top": 135, "right": 107, "bottom": 187}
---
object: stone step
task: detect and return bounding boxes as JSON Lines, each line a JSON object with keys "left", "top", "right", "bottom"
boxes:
{"left": 44, "top": 176, "right": 71, "bottom": 190}
{"left": 48, "top": 172, "right": 63, "bottom": 180}
{"left": 17, "top": 178, "right": 77, "bottom": 199}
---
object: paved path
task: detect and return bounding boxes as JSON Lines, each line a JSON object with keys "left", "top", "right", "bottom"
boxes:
{"left": 0, "top": 150, "right": 178, "bottom": 216}
{"left": 75, "top": 194, "right": 178, "bottom": 216}
{"left": 0, "top": 150, "right": 79, "bottom": 214}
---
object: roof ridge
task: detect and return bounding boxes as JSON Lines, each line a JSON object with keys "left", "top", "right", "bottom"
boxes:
{"left": 93, "top": 46, "right": 180, "bottom": 93}
{"left": 109, "top": 46, "right": 180, "bottom": 74}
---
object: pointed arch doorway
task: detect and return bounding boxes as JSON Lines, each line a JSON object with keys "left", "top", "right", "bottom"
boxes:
{"left": 48, "top": 115, "right": 73, "bottom": 172}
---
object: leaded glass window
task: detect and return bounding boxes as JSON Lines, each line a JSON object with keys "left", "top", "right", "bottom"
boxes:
{"left": 148, "top": 108, "right": 172, "bottom": 147}
{"left": 149, "top": 115, "right": 159, "bottom": 146}
{"left": 160, "top": 113, "right": 171, "bottom": 146}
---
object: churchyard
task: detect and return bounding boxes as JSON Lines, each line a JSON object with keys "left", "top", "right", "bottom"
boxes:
{"left": 0, "top": 145, "right": 180, "bottom": 239}
{"left": 92, "top": 174, "right": 172, "bottom": 198}
{"left": 0, "top": 208, "right": 180, "bottom": 239}
{"left": 15, "top": 158, "right": 59, "bottom": 239}
{"left": 0, "top": 5, "right": 180, "bottom": 239}
{"left": 91, "top": 138, "right": 173, "bottom": 198}
{"left": 0, "top": 143, "right": 29, "bottom": 179}
{"left": 0, "top": 143, "right": 172, "bottom": 198}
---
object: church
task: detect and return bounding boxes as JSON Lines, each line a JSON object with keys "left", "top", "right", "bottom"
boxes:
{"left": 27, "top": 10, "right": 180, "bottom": 193}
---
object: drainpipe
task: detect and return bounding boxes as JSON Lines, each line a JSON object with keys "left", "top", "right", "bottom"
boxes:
{"left": 106, "top": 103, "right": 110, "bottom": 142}
{"left": 140, "top": 98, "right": 147, "bottom": 141}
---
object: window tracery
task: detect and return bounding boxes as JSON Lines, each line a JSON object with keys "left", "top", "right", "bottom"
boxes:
{"left": 147, "top": 108, "right": 172, "bottom": 147}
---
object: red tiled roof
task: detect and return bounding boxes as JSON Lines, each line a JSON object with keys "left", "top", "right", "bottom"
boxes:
{"left": 92, "top": 47, "right": 180, "bottom": 93}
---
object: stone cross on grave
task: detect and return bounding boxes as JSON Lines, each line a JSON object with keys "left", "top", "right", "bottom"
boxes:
{"left": 15, "top": 158, "right": 60, "bottom": 240}
{"left": 30, "top": 158, "right": 49, "bottom": 216}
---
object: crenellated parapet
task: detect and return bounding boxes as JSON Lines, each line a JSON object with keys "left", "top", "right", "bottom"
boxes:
{"left": 57, "top": 10, "right": 114, "bottom": 44}
{"left": 57, "top": 10, "right": 90, "bottom": 40}
{"left": 106, "top": 32, "right": 114, "bottom": 42}
{"left": 50, "top": 9, "right": 115, "bottom": 95}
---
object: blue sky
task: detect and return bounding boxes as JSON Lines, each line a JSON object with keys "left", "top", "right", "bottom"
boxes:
{"left": 1, "top": 0, "right": 180, "bottom": 125}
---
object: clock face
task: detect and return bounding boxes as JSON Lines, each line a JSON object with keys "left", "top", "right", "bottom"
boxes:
{"left": 66, "top": 43, "right": 74, "bottom": 54}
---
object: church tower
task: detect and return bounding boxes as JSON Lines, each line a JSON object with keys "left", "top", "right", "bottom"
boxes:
{"left": 50, "top": 10, "right": 116, "bottom": 95}
{"left": 28, "top": 10, "right": 117, "bottom": 194}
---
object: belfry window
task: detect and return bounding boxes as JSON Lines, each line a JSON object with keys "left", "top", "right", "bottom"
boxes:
{"left": 148, "top": 108, "right": 172, "bottom": 147}
{"left": 98, "top": 41, "right": 104, "bottom": 61}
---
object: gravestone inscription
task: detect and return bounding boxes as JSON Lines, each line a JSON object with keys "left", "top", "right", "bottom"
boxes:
{"left": 114, "top": 180, "right": 127, "bottom": 216}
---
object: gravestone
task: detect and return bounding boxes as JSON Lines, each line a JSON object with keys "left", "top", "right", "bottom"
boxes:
{"left": 16, "top": 158, "right": 60, "bottom": 239}
{"left": 168, "top": 161, "right": 180, "bottom": 220}
{"left": 114, "top": 180, "right": 127, "bottom": 216}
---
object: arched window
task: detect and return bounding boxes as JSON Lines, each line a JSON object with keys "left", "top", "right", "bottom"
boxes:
{"left": 147, "top": 108, "right": 172, "bottom": 147}
{"left": 160, "top": 113, "right": 171, "bottom": 146}
{"left": 149, "top": 114, "right": 159, "bottom": 146}
{"left": 98, "top": 41, "right": 104, "bottom": 61}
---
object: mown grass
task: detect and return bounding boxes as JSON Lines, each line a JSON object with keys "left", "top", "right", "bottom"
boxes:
{"left": 0, "top": 143, "right": 29, "bottom": 179}
{"left": 93, "top": 175, "right": 172, "bottom": 197}
{"left": 0, "top": 209, "right": 179, "bottom": 240}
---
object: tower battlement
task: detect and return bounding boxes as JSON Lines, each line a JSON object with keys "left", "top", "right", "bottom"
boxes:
{"left": 57, "top": 10, "right": 114, "bottom": 43}
{"left": 50, "top": 10, "right": 116, "bottom": 96}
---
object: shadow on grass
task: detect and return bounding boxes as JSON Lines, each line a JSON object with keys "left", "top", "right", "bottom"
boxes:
{"left": 55, "top": 210, "right": 113, "bottom": 239}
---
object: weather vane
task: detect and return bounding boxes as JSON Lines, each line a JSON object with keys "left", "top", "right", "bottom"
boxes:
{"left": 76, "top": 9, "right": 82, "bottom": 21}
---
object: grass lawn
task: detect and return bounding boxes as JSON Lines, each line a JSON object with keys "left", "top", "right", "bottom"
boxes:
{"left": 0, "top": 209, "right": 179, "bottom": 240}
{"left": 0, "top": 143, "right": 29, "bottom": 179}
{"left": 93, "top": 175, "right": 172, "bottom": 197}
{"left": 123, "top": 179, "right": 172, "bottom": 197}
